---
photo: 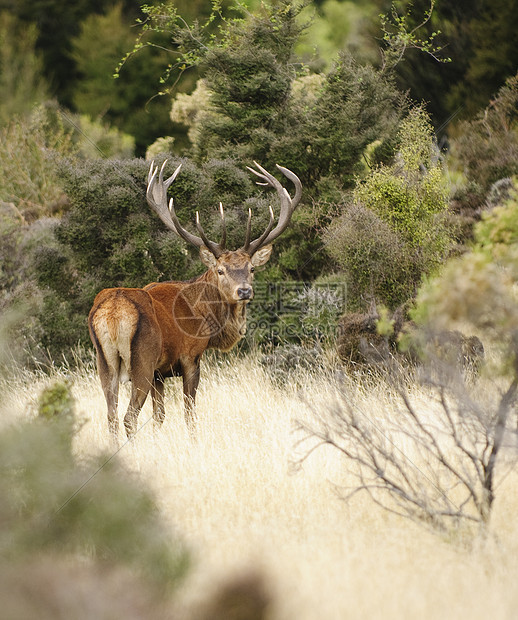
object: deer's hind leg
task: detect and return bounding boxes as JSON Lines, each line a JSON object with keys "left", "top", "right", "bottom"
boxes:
{"left": 123, "top": 325, "right": 161, "bottom": 439}
{"left": 96, "top": 349, "right": 120, "bottom": 440}
{"left": 124, "top": 370, "right": 154, "bottom": 439}
{"left": 151, "top": 373, "right": 166, "bottom": 429}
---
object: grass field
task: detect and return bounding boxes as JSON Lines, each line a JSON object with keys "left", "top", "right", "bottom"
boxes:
{"left": 4, "top": 354, "right": 518, "bottom": 619}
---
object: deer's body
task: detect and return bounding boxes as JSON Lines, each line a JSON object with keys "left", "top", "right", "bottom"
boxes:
{"left": 89, "top": 162, "right": 301, "bottom": 440}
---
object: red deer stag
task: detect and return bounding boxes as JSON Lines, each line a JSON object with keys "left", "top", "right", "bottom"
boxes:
{"left": 89, "top": 161, "right": 302, "bottom": 439}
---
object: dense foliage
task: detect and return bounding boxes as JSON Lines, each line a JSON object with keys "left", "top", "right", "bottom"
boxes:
{"left": 2, "top": 0, "right": 517, "bottom": 145}
{"left": 1, "top": 0, "right": 517, "bottom": 362}
{"left": 414, "top": 182, "right": 518, "bottom": 358}
{"left": 325, "top": 106, "right": 451, "bottom": 308}
{"left": 452, "top": 73, "right": 518, "bottom": 202}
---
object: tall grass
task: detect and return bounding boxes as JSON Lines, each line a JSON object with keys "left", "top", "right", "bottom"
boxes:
{"left": 3, "top": 355, "right": 518, "bottom": 619}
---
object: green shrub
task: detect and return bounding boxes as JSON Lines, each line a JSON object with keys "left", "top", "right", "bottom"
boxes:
{"left": 326, "top": 106, "right": 452, "bottom": 309}
{"left": 303, "top": 53, "right": 407, "bottom": 187}
{"left": 246, "top": 278, "right": 346, "bottom": 350}
{"left": 0, "top": 104, "right": 73, "bottom": 219}
{"left": 325, "top": 202, "right": 419, "bottom": 309}
{"left": 413, "top": 182, "right": 518, "bottom": 371}
{"left": 55, "top": 157, "right": 199, "bottom": 286}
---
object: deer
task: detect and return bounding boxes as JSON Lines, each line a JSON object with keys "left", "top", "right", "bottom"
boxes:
{"left": 88, "top": 161, "right": 302, "bottom": 440}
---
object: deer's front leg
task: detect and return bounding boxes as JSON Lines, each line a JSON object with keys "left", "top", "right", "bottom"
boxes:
{"left": 181, "top": 355, "right": 201, "bottom": 436}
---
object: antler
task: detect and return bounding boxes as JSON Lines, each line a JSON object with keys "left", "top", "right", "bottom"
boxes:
{"left": 243, "top": 162, "right": 302, "bottom": 256}
{"left": 146, "top": 160, "right": 225, "bottom": 258}
{"left": 146, "top": 160, "right": 302, "bottom": 259}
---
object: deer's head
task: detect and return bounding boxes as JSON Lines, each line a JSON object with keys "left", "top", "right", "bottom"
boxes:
{"left": 146, "top": 161, "right": 302, "bottom": 303}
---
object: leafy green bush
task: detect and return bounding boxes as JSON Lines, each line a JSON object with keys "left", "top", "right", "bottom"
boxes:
{"left": 356, "top": 108, "right": 449, "bottom": 243}
{"left": 303, "top": 53, "right": 406, "bottom": 187}
{"left": 54, "top": 157, "right": 199, "bottom": 286}
{"left": 326, "top": 106, "right": 452, "bottom": 309}
{"left": 413, "top": 181, "right": 518, "bottom": 371}
{"left": 245, "top": 278, "right": 346, "bottom": 351}
{"left": 0, "top": 104, "right": 73, "bottom": 219}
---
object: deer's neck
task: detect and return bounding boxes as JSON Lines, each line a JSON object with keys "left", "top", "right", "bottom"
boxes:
{"left": 190, "top": 271, "right": 248, "bottom": 352}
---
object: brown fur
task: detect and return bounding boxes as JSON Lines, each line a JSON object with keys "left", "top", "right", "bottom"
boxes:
{"left": 89, "top": 248, "right": 271, "bottom": 439}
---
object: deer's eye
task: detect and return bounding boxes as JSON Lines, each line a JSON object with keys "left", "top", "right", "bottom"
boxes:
{"left": 250, "top": 267, "right": 255, "bottom": 273}
{"left": 217, "top": 268, "right": 224, "bottom": 275}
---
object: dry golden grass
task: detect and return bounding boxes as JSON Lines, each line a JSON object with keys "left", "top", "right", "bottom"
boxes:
{"left": 4, "top": 355, "right": 518, "bottom": 619}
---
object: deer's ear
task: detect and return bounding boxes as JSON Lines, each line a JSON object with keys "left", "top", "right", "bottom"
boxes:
{"left": 251, "top": 244, "right": 273, "bottom": 267}
{"left": 199, "top": 246, "right": 217, "bottom": 267}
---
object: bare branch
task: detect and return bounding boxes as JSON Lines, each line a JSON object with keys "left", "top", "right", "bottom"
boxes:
{"left": 296, "top": 359, "right": 518, "bottom": 538}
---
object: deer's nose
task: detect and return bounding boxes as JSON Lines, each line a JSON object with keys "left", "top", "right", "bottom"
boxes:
{"left": 237, "top": 286, "right": 253, "bottom": 300}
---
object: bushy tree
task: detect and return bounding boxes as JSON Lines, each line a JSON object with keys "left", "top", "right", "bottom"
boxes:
{"left": 189, "top": 1, "right": 304, "bottom": 166}
{"left": 414, "top": 181, "right": 518, "bottom": 358}
{"left": 326, "top": 106, "right": 452, "bottom": 309}
{"left": 303, "top": 53, "right": 406, "bottom": 187}
{"left": 452, "top": 72, "right": 518, "bottom": 202}
{"left": 70, "top": 3, "right": 173, "bottom": 155}
{"left": 132, "top": 1, "right": 408, "bottom": 183}
{"left": 0, "top": 12, "right": 48, "bottom": 126}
